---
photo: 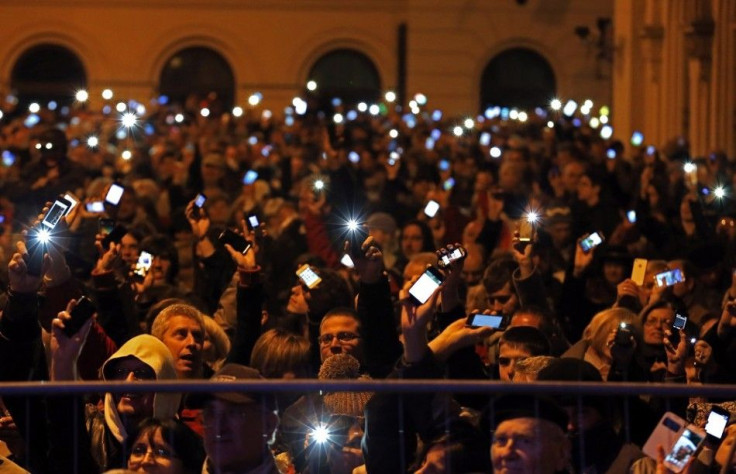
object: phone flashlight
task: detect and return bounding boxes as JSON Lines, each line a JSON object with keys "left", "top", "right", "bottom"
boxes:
{"left": 311, "top": 425, "right": 329, "bottom": 444}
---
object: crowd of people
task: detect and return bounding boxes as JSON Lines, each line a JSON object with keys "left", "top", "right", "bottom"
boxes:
{"left": 0, "top": 88, "right": 735, "bottom": 473}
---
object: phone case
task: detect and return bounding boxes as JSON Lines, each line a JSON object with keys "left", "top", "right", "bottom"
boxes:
{"left": 631, "top": 258, "right": 647, "bottom": 286}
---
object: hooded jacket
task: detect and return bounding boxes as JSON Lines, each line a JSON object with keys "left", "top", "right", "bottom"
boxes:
{"left": 88, "top": 334, "right": 180, "bottom": 471}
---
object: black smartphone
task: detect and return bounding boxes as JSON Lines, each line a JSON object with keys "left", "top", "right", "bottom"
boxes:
{"left": 704, "top": 406, "right": 730, "bottom": 443}
{"left": 98, "top": 218, "right": 115, "bottom": 235}
{"left": 24, "top": 230, "right": 46, "bottom": 276}
{"left": 102, "top": 224, "right": 127, "bottom": 248}
{"left": 408, "top": 267, "right": 444, "bottom": 305}
{"left": 465, "top": 313, "right": 507, "bottom": 330}
{"left": 218, "top": 229, "right": 252, "bottom": 254}
{"left": 133, "top": 251, "right": 153, "bottom": 282}
{"left": 437, "top": 246, "right": 467, "bottom": 269}
{"left": 615, "top": 322, "right": 634, "bottom": 346}
{"left": 63, "top": 296, "right": 95, "bottom": 337}
{"left": 669, "top": 313, "right": 688, "bottom": 346}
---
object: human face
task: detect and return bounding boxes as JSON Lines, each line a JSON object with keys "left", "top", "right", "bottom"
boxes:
{"left": 161, "top": 315, "right": 204, "bottom": 379}
{"left": 121, "top": 233, "right": 140, "bottom": 266}
{"left": 498, "top": 344, "right": 531, "bottom": 382}
{"left": 547, "top": 222, "right": 571, "bottom": 248}
{"left": 127, "top": 427, "right": 184, "bottom": 474}
{"left": 287, "top": 283, "right": 310, "bottom": 314}
{"left": 643, "top": 308, "right": 674, "bottom": 345}
{"left": 203, "top": 399, "right": 274, "bottom": 472}
{"left": 401, "top": 224, "right": 424, "bottom": 258}
{"left": 576, "top": 176, "right": 597, "bottom": 203}
{"left": 488, "top": 283, "right": 516, "bottom": 316}
{"left": 491, "top": 418, "right": 568, "bottom": 474}
{"left": 108, "top": 357, "right": 156, "bottom": 419}
{"left": 151, "top": 256, "right": 171, "bottom": 283}
{"left": 562, "top": 162, "right": 584, "bottom": 193}
{"left": 319, "top": 315, "right": 363, "bottom": 363}
{"left": 602, "top": 262, "right": 625, "bottom": 286}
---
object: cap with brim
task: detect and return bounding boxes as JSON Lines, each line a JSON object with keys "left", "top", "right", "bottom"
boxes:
{"left": 187, "top": 364, "right": 273, "bottom": 408}
{"left": 482, "top": 394, "right": 568, "bottom": 435}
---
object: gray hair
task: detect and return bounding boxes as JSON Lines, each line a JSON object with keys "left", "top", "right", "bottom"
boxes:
{"left": 151, "top": 303, "right": 205, "bottom": 340}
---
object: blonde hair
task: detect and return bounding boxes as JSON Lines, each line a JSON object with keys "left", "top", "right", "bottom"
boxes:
{"left": 583, "top": 307, "right": 639, "bottom": 356}
{"left": 250, "top": 329, "right": 311, "bottom": 379}
{"left": 202, "top": 316, "right": 230, "bottom": 371}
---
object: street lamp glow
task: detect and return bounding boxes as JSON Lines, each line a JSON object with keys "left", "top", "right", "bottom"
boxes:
{"left": 384, "top": 91, "right": 396, "bottom": 102}
{"left": 102, "top": 89, "right": 113, "bottom": 100}
{"left": 589, "top": 117, "right": 600, "bottom": 129}
{"left": 518, "top": 111, "right": 528, "bottom": 122}
{"left": 293, "top": 98, "right": 308, "bottom": 115}
{"left": 248, "top": 93, "right": 262, "bottom": 106}
{"left": 563, "top": 100, "right": 578, "bottom": 116}
{"left": 414, "top": 93, "right": 427, "bottom": 106}
{"left": 509, "top": 109, "right": 519, "bottom": 120}
{"left": 599, "top": 115, "right": 609, "bottom": 124}
{"left": 75, "top": 90, "right": 89, "bottom": 102}
{"left": 600, "top": 125, "right": 613, "bottom": 140}
{"left": 121, "top": 112, "right": 137, "bottom": 128}
{"left": 333, "top": 113, "right": 344, "bottom": 124}
{"left": 599, "top": 105, "right": 610, "bottom": 116}
{"left": 357, "top": 102, "right": 367, "bottom": 112}
{"left": 583, "top": 99, "right": 594, "bottom": 109}
{"left": 550, "top": 98, "right": 562, "bottom": 111}
{"left": 369, "top": 104, "right": 380, "bottom": 115}
{"left": 232, "top": 106, "right": 243, "bottom": 117}
{"left": 306, "top": 80, "right": 317, "bottom": 91}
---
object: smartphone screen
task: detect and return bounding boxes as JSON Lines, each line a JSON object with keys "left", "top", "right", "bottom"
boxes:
{"left": 296, "top": 264, "right": 322, "bottom": 289}
{"left": 243, "top": 170, "right": 258, "bottom": 185}
{"left": 627, "top": 210, "right": 637, "bottom": 223}
{"left": 580, "top": 232, "right": 603, "bottom": 252}
{"left": 408, "top": 268, "right": 443, "bottom": 305}
{"left": 340, "top": 253, "right": 355, "bottom": 269}
{"left": 424, "top": 200, "right": 440, "bottom": 218}
{"left": 439, "top": 247, "right": 466, "bottom": 268}
{"left": 247, "top": 214, "right": 260, "bottom": 230}
{"left": 479, "top": 132, "right": 491, "bottom": 147}
{"left": 466, "top": 313, "right": 505, "bottom": 329}
{"left": 704, "top": 409, "right": 729, "bottom": 440}
{"left": 664, "top": 428, "right": 704, "bottom": 472}
{"left": 41, "top": 200, "right": 70, "bottom": 229}
{"left": 98, "top": 218, "right": 115, "bottom": 235}
{"left": 631, "top": 131, "right": 644, "bottom": 147}
{"left": 194, "top": 193, "right": 207, "bottom": 208}
{"left": 105, "top": 184, "right": 124, "bottom": 206}
{"left": 133, "top": 251, "right": 153, "bottom": 281}
{"left": 655, "top": 268, "right": 685, "bottom": 288}
{"left": 86, "top": 201, "right": 105, "bottom": 213}
{"left": 63, "top": 193, "right": 79, "bottom": 215}
{"left": 673, "top": 314, "right": 687, "bottom": 330}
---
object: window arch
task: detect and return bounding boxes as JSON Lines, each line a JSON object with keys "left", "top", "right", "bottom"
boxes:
{"left": 159, "top": 46, "right": 235, "bottom": 112}
{"left": 10, "top": 44, "right": 86, "bottom": 106}
{"left": 307, "top": 49, "right": 381, "bottom": 107}
{"left": 480, "top": 48, "right": 556, "bottom": 110}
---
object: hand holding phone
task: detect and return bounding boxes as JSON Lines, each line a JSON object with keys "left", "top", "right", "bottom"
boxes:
{"left": 465, "top": 313, "right": 506, "bottom": 330}
{"left": 133, "top": 251, "right": 153, "bottom": 282}
{"left": 643, "top": 412, "right": 706, "bottom": 473}
{"left": 437, "top": 244, "right": 467, "bottom": 269}
{"left": 407, "top": 267, "right": 444, "bottom": 306}
{"left": 218, "top": 229, "right": 252, "bottom": 255}
{"left": 579, "top": 232, "right": 604, "bottom": 253}
{"left": 296, "top": 264, "right": 322, "bottom": 289}
{"left": 424, "top": 200, "right": 440, "bottom": 218}
{"left": 704, "top": 406, "right": 730, "bottom": 443}
{"left": 63, "top": 296, "right": 96, "bottom": 337}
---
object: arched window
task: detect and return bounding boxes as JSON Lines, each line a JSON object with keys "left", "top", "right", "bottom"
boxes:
{"left": 307, "top": 49, "right": 381, "bottom": 107}
{"left": 480, "top": 48, "right": 556, "bottom": 110}
{"left": 159, "top": 47, "right": 235, "bottom": 112}
{"left": 11, "top": 44, "right": 86, "bottom": 106}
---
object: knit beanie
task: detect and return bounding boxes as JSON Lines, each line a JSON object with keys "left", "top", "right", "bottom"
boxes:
{"left": 318, "top": 353, "right": 373, "bottom": 417}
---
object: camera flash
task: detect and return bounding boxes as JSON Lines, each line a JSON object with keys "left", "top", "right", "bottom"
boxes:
{"left": 346, "top": 219, "right": 359, "bottom": 232}
{"left": 312, "top": 425, "right": 329, "bottom": 444}
{"left": 37, "top": 228, "right": 51, "bottom": 244}
{"left": 683, "top": 162, "right": 696, "bottom": 173}
{"left": 526, "top": 212, "right": 538, "bottom": 223}
{"left": 714, "top": 186, "right": 726, "bottom": 198}
{"left": 314, "top": 179, "right": 325, "bottom": 190}
{"left": 121, "top": 112, "right": 137, "bottom": 128}
{"left": 75, "top": 90, "right": 89, "bottom": 102}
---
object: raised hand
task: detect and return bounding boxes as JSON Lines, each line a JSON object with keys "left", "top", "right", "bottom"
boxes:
{"left": 50, "top": 298, "right": 95, "bottom": 381}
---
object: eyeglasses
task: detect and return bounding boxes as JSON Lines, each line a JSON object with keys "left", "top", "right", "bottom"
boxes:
{"left": 108, "top": 367, "right": 155, "bottom": 381}
{"left": 488, "top": 294, "right": 512, "bottom": 305}
{"left": 129, "top": 444, "right": 175, "bottom": 462}
{"left": 318, "top": 332, "right": 360, "bottom": 346}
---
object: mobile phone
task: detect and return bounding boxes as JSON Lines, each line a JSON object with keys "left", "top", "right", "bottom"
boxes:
{"left": 105, "top": 183, "right": 124, "bottom": 206}
{"left": 631, "top": 131, "right": 644, "bottom": 147}
{"left": 340, "top": 253, "right": 355, "bottom": 269}
{"left": 41, "top": 199, "right": 70, "bottom": 230}
{"left": 63, "top": 193, "right": 79, "bottom": 216}
{"left": 479, "top": 132, "right": 491, "bottom": 147}
{"left": 102, "top": 224, "right": 127, "bottom": 248}
{"left": 243, "top": 170, "right": 258, "bottom": 185}
{"left": 425, "top": 137, "right": 435, "bottom": 150}
{"left": 606, "top": 148, "right": 617, "bottom": 159}
{"left": 443, "top": 177, "right": 455, "bottom": 191}
{"left": 133, "top": 251, "right": 153, "bottom": 282}
{"left": 408, "top": 266, "right": 444, "bottom": 306}
{"left": 424, "top": 200, "right": 440, "bottom": 218}
{"left": 24, "top": 230, "right": 46, "bottom": 276}
{"left": 654, "top": 268, "right": 685, "bottom": 288}
{"left": 579, "top": 232, "right": 604, "bottom": 253}
{"left": 669, "top": 313, "right": 687, "bottom": 346}
{"left": 193, "top": 193, "right": 207, "bottom": 218}
{"left": 296, "top": 264, "right": 322, "bottom": 289}
{"left": 246, "top": 214, "right": 260, "bottom": 230}
{"left": 615, "top": 322, "right": 633, "bottom": 346}
{"left": 626, "top": 210, "right": 636, "bottom": 224}
{"left": 704, "top": 406, "right": 730, "bottom": 442}
{"left": 631, "top": 258, "right": 648, "bottom": 286}
{"left": 643, "top": 412, "right": 706, "bottom": 473}
{"left": 98, "top": 218, "right": 115, "bottom": 236}
{"left": 514, "top": 217, "right": 535, "bottom": 253}
{"left": 439, "top": 159, "right": 450, "bottom": 171}
{"left": 218, "top": 229, "right": 252, "bottom": 254}
{"left": 438, "top": 246, "right": 467, "bottom": 269}
{"left": 86, "top": 201, "right": 105, "bottom": 213}
{"left": 466, "top": 313, "right": 506, "bottom": 330}
{"left": 63, "top": 296, "right": 96, "bottom": 337}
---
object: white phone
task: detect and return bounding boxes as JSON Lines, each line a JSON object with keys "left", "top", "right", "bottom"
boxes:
{"left": 643, "top": 412, "right": 706, "bottom": 473}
